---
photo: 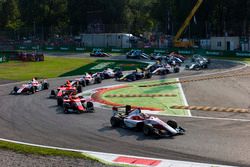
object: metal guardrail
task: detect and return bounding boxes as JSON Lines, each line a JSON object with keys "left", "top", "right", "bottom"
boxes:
{"left": 13, "top": 45, "right": 250, "bottom": 57}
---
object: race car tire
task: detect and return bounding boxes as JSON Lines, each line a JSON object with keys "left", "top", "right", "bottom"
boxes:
{"left": 50, "top": 90, "right": 56, "bottom": 96}
{"left": 64, "top": 108, "right": 69, "bottom": 114}
{"left": 86, "top": 102, "right": 94, "bottom": 112}
{"left": 146, "top": 72, "right": 152, "bottom": 79}
{"left": 57, "top": 98, "right": 63, "bottom": 106}
{"left": 143, "top": 124, "right": 153, "bottom": 136}
{"left": 43, "top": 82, "right": 49, "bottom": 90}
{"left": 110, "top": 116, "right": 122, "bottom": 127}
{"left": 167, "top": 120, "right": 178, "bottom": 129}
{"left": 80, "top": 80, "right": 86, "bottom": 87}
{"left": 174, "top": 67, "right": 180, "bottom": 73}
{"left": 30, "top": 86, "right": 35, "bottom": 94}
{"left": 195, "top": 67, "right": 200, "bottom": 71}
{"left": 77, "top": 86, "right": 82, "bottom": 93}
{"left": 94, "top": 77, "right": 102, "bottom": 84}
{"left": 203, "top": 64, "right": 208, "bottom": 69}
{"left": 136, "top": 122, "right": 144, "bottom": 131}
{"left": 13, "top": 86, "right": 19, "bottom": 93}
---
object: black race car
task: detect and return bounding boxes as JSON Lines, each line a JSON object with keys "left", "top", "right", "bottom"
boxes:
{"left": 117, "top": 68, "right": 152, "bottom": 81}
{"left": 90, "top": 48, "right": 111, "bottom": 57}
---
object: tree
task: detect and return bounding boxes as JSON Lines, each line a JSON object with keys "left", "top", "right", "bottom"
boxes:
{"left": 0, "top": 0, "right": 22, "bottom": 31}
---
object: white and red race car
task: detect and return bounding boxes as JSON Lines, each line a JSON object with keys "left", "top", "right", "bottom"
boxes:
{"left": 10, "top": 79, "right": 49, "bottom": 95}
{"left": 110, "top": 105, "right": 185, "bottom": 137}
{"left": 59, "top": 93, "right": 94, "bottom": 114}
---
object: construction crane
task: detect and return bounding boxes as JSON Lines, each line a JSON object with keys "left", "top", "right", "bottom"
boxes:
{"left": 173, "top": 0, "right": 203, "bottom": 48}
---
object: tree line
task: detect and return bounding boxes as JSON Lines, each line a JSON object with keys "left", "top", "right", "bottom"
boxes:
{"left": 0, "top": 0, "right": 249, "bottom": 39}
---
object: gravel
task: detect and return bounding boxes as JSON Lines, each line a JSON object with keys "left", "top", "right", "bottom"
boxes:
{"left": 0, "top": 149, "right": 118, "bottom": 167}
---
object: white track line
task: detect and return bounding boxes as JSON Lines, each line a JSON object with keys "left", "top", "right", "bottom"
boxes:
{"left": 177, "top": 78, "right": 191, "bottom": 116}
{"left": 149, "top": 113, "right": 250, "bottom": 122}
{"left": 0, "top": 138, "right": 235, "bottom": 167}
{"left": 0, "top": 60, "right": 247, "bottom": 87}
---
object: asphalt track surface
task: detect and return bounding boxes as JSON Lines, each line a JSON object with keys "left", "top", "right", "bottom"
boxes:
{"left": 0, "top": 59, "right": 250, "bottom": 167}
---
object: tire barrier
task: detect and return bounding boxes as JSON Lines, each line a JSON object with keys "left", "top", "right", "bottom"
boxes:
{"left": 170, "top": 105, "right": 249, "bottom": 113}
{"left": 105, "top": 94, "right": 177, "bottom": 98}
{"left": 139, "top": 72, "right": 250, "bottom": 87}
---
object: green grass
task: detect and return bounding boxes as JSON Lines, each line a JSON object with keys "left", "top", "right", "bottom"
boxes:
{"left": 0, "top": 140, "right": 133, "bottom": 167}
{"left": 60, "top": 59, "right": 148, "bottom": 77}
{"left": 0, "top": 56, "right": 95, "bottom": 81}
{"left": 102, "top": 79, "right": 189, "bottom": 116}
{"left": 0, "top": 56, "right": 148, "bottom": 81}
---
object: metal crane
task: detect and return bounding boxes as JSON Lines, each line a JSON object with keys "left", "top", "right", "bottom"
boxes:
{"left": 173, "top": 0, "right": 203, "bottom": 48}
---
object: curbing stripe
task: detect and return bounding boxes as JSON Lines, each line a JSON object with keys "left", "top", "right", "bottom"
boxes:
{"left": 0, "top": 138, "right": 234, "bottom": 167}
{"left": 170, "top": 105, "right": 249, "bottom": 113}
{"left": 139, "top": 72, "right": 250, "bottom": 87}
{"left": 105, "top": 94, "right": 177, "bottom": 98}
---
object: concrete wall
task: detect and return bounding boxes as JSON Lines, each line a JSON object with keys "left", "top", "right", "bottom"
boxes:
{"left": 211, "top": 36, "right": 240, "bottom": 51}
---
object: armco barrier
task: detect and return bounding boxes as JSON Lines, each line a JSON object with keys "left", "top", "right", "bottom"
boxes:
{"left": 15, "top": 45, "right": 250, "bottom": 57}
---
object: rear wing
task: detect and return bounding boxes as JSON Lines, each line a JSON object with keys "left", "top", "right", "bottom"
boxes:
{"left": 112, "top": 105, "right": 131, "bottom": 116}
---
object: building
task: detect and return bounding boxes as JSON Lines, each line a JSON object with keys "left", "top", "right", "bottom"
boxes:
{"left": 210, "top": 36, "right": 240, "bottom": 51}
{"left": 80, "top": 33, "right": 134, "bottom": 48}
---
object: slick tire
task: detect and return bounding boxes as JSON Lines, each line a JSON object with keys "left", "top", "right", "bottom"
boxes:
{"left": 110, "top": 116, "right": 122, "bottom": 127}
{"left": 143, "top": 124, "right": 153, "bottom": 136}
{"left": 64, "top": 108, "right": 69, "bottom": 114}
{"left": 50, "top": 90, "right": 56, "bottom": 96}
{"left": 95, "top": 77, "right": 102, "bottom": 84}
{"left": 86, "top": 102, "right": 94, "bottom": 112}
{"left": 81, "top": 81, "right": 86, "bottom": 87}
{"left": 167, "top": 120, "right": 178, "bottom": 129}
{"left": 77, "top": 86, "right": 82, "bottom": 93}
{"left": 30, "top": 86, "right": 35, "bottom": 94}
{"left": 174, "top": 67, "right": 180, "bottom": 73}
{"left": 43, "top": 83, "right": 49, "bottom": 89}
{"left": 57, "top": 98, "right": 63, "bottom": 106}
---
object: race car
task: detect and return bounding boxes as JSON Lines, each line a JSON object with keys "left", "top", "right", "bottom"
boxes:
{"left": 151, "top": 63, "right": 180, "bottom": 75}
{"left": 168, "top": 52, "right": 186, "bottom": 61}
{"left": 117, "top": 68, "right": 152, "bottom": 82}
{"left": 99, "top": 68, "right": 123, "bottom": 80}
{"left": 185, "top": 61, "right": 208, "bottom": 71}
{"left": 10, "top": 78, "right": 49, "bottom": 95}
{"left": 110, "top": 105, "right": 185, "bottom": 137}
{"left": 149, "top": 53, "right": 167, "bottom": 61}
{"left": 165, "top": 56, "right": 183, "bottom": 67}
{"left": 49, "top": 80, "right": 82, "bottom": 102}
{"left": 185, "top": 55, "right": 210, "bottom": 71}
{"left": 191, "top": 54, "right": 210, "bottom": 64}
{"left": 90, "top": 48, "right": 111, "bottom": 57}
{"left": 59, "top": 93, "right": 94, "bottom": 114}
{"left": 126, "top": 50, "right": 150, "bottom": 59}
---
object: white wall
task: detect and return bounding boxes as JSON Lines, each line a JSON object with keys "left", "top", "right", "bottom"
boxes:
{"left": 81, "top": 33, "right": 133, "bottom": 48}
{"left": 211, "top": 36, "right": 239, "bottom": 51}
